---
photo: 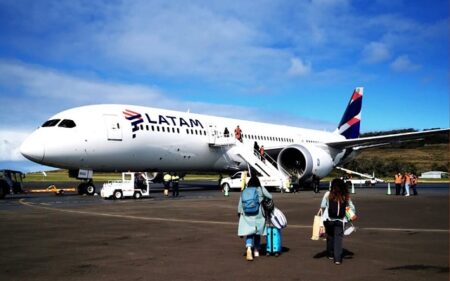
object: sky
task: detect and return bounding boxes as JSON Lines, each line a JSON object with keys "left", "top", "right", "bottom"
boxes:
{"left": 0, "top": 0, "right": 448, "bottom": 172}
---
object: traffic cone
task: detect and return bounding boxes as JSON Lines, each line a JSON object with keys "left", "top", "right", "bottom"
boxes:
{"left": 351, "top": 182, "right": 355, "bottom": 194}
{"left": 386, "top": 182, "right": 391, "bottom": 195}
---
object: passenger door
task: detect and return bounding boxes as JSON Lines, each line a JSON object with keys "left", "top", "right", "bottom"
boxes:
{"left": 103, "top": 114, "right": 123, "bottom": 141}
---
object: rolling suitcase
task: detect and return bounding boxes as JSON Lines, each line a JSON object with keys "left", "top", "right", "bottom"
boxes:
{"left": 266, "top": 226, "right": 282, "bottom": 256}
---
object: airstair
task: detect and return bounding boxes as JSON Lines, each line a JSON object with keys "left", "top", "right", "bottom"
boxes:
{"left": 209, "top": 135, "right": 291, "bottom": 192}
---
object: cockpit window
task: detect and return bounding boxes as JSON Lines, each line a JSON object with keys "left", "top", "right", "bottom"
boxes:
{"left": 58, "top": 119, "right": 76, "bottom": 128}
{"left": 42, "top": 119, "right": 61, "bottom": 127}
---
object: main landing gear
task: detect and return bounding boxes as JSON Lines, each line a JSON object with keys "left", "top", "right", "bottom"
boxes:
{"left": 77, "top": 180, "right": 96, "bottom": 195}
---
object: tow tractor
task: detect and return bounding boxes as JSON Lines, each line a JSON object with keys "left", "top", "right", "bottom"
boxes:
{"left": 101, "top": 172, "right": 150, "bottom": 199}
{"left": 0, "top": 169, "right": 25, "bottom": 199}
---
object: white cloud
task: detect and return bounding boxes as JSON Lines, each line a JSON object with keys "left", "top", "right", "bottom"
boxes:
{"left": 390, "top": 55, "right": 421, "bottom": 72}
{"left": 0, "top": 130, "right": 30, "bottom": 161}
{"left": 288, "top": 58, "right": 312, "bottom": 76}
{"left": 0, "top": 60, "right": 338, "bottom": 161}
{"left": 362, "top": 42, "right": 390, "bottom": 64}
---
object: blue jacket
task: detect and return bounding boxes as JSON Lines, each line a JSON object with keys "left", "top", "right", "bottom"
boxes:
{"left": 237, "top": 185, "right": 272, "bottom": 236}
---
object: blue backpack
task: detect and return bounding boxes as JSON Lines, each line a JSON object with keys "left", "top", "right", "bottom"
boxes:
{"left": 241, "top": 187, "right": 260, "bottom": 215}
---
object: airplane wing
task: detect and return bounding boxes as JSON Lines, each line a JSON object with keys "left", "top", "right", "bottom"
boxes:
{"left": 326, "top": 128, "right": 449, "bottom": 150}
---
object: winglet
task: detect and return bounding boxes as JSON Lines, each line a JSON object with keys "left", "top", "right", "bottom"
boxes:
{"left": 336, "top": 87, "right": 363, "bottom": 139}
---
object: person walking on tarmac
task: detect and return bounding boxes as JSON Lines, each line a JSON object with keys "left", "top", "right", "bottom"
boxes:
{"left": 237, "top": 176, "right": 272, "bottom": 261}
{"left": 172, "top": 173, "right": 180, "bottom": 197}
{"left": 394, "top": 172, "right": 402, "bottom": 195}
{"left": 403, "top": 172, "right": 411, "bottom": 196}
{"left": 235, "top": 125, "right": 243, "bottom": 142}
{"left": 163, "top": 173, "right": 172, "bottom": 196}
{"left": 320, "top": 178, "right": 356, "bottom": 265}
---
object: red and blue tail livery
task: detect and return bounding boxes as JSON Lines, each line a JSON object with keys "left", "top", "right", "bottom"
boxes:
{"left": 337, "top": 87, "right": 363, "bottom": 139}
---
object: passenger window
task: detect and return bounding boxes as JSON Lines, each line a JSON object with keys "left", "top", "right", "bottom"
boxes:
{"left": 42, "top": 119, "right": 61, "bottom": 127}
{"left": 58, "top": 119, "right": 76, "bottom": 128}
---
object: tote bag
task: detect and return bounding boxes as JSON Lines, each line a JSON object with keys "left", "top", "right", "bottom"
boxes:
{"left": 311, "top": 209, "right": 324, "bottom": 240}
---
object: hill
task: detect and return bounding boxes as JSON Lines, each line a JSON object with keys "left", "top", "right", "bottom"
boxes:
{"left": 332, "top": 129, "right": 448, "bottom": 178}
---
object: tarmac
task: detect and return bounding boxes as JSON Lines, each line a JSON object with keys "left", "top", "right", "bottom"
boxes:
{"left": 0, "top": 182, "right": 448, "bottom": 281}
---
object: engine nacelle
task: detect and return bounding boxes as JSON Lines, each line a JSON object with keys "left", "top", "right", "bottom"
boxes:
{"left": 277, "top": 144, "right": 334, "bottom": 182}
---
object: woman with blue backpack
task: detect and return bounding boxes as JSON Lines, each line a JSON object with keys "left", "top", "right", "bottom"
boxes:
{"left": 237, "top": 176, "right": 272, "bottom": 261}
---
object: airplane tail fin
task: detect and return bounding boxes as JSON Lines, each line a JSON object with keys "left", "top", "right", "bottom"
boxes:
{"left": 335, "top": 87, "right": 363, "bottom": 139}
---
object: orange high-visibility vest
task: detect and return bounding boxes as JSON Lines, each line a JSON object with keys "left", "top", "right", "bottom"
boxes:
{"left": 394, "top": 174, "right": 402, "bottom": 184}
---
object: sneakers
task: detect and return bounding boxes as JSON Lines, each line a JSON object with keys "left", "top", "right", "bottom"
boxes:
{"left": 335, "top": 261, "right": 341, "bottom": 265}
{"left": 246, "top": 247, "right": 253, "bottom": 261}
{"left": 405, "top": 194, "right": 410, "bottom": 197}
{"left": 254, "top": 249, "right": 260, "bottom": 257}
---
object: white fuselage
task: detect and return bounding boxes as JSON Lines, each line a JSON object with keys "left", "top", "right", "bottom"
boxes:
{"left": 20, "top": 104, "right": 348, "bottom": 178}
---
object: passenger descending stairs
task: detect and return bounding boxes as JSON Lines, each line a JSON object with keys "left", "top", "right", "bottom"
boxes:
{"left": 209, "top": 136, "right": 291, "bottom": 192}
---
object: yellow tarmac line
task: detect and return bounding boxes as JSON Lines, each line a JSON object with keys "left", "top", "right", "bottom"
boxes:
{"left": 18, "top": 199, "right": 448, "bottom": 233}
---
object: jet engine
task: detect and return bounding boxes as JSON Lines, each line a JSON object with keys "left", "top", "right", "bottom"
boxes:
{"left": 277, "top": 144, "right": 334, "bottom": 183}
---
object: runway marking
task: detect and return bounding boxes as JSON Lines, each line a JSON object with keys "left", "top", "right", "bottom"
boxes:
{"left": 18, "top": 199, "right": 449, "bottom": 233}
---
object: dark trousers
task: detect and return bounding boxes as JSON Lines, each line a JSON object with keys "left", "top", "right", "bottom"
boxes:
{"left": 172, "top": 182, "right": 179, "bottom": 197}
{"left": 395, "top": 183, "right": 401, "bottom": 195}
{"left": 410, "top": 184, "right": 418, "bottom": 195}
{"left": 324, "top": 220, "right": 344, "bottom": 263}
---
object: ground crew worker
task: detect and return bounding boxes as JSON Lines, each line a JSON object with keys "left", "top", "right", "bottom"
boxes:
{"left": 240, "top": 171, "right": 247, "bottom": 191}
{"left": 235, "top": 125, "right": 242, "bottom": 142}
{"left": 312, "top": 174, "right": 320, "bottom": 193}
{"left": 172, "top": 173, "right": 180, "bottom": 197}
{"left": 394, "top": 172, "right": 402, "bottom": 195}
{"left": 163, "top": 173, "right": 172, "bottom": 196}
{"left": 410, "top": 173, "right": 418, "bottom": 195}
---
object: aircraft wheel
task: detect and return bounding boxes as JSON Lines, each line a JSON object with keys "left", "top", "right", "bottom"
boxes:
{"left": 113, "top": 190, "right": 123, "bottom": 200}
{"left": 77, "top": 183, "right": 87, "bottom": 195}
{"left": 133, "top": 191, "right": 142, "bottom": 199}
{"left": 86, "top": 184, "right": 96, "bottom": 195}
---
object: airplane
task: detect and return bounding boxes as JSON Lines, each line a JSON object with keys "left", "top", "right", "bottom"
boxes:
{"left": 20, "top": 87, "right": 449, "bottom": 195}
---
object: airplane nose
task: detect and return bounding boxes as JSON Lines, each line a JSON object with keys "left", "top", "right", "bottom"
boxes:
{"left": 20, "top": 137, "right": 45, "bottom": 162}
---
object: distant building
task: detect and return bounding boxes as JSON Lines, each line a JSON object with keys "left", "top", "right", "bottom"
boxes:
{"left": 420, "top": 171, "right": 448, "bottom": 179}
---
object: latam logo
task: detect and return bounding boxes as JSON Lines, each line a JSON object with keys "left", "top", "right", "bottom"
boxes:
{"left": 123, "top": 109, "right": 144, "bottom": 139}
{"left": 123, "top": 108, "right": 204, "bottom": 139}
